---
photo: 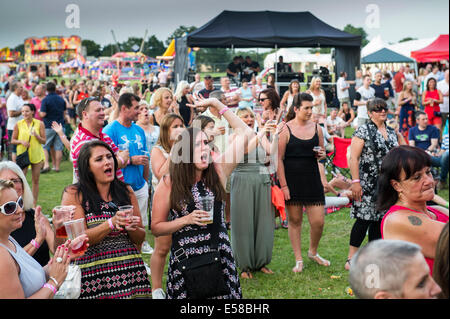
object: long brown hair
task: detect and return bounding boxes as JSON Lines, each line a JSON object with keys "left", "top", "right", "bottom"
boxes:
{"left": 169, "top": 127, "right": 225, "bottom": 211}
{"left": 156, "top": 113, "right": 185, "bottom": 154}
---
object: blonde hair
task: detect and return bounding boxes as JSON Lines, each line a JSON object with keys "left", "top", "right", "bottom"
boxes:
{"left": 402, "top": 80, "right": 414, "bottom": 93}
{"left": 0, "top": 161, "right": 34, "bottom": 210}
{"left": 235, "top": 107, "right": 255, "bottom": 118}
{"left": 308, "top": 76, "right": 322, "bottom": 92}
{"left": 153, "top": 87, "right": 173, "bottom": 108}
{"left": 174, "top": 80, "right": 190, "bottom": 103}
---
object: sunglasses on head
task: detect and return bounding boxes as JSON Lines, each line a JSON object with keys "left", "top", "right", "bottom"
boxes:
{"left": 0, "top": 196, "right": 24, "bottom": 216}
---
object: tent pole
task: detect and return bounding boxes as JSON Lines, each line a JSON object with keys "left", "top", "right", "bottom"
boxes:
{"left": 275, "top": 44, "right": 278, "bottom": 90}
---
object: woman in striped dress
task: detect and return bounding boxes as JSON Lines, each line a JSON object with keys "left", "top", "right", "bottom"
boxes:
{"left": 61, "top": 140, "right": 151, "bottom": 299}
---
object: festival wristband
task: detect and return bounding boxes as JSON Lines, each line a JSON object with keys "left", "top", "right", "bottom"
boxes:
{"left": 108, "top": 218, "right": 115, "bottom": 230}
{"left": 43, "top": 283, "right": 57, "bottom": 295}
{"left": 49, "top": 276, "right": 59, "bottom": 287}
{"left": 118, "top": 156, "right": 124, "bottom": 166}
{"left": 31, "top": 239, "right": 40, "bottom": 249}
{"left": 219, "top": 107, "right": 229, "bottom": 115}
{"left": 351, "top": 179, "right": 360, "bottom": 184}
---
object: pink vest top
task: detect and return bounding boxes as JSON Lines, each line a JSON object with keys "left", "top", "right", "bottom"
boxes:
{"left": 381, "top": 205, "right": 448, "bottom": 275}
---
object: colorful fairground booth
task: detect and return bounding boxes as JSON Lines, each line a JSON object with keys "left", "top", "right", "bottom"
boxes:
{"left": 23, "top": 35, "right": 83, "bottom": 76}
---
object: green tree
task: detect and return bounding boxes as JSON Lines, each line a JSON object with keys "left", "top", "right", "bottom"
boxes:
{"left": 399, "top": 37, "right": 417, "bottom": 43}
{"left": 100, "top": 43, "right": 117, "bottom": 56}
{"left": 143, "top": 35, "right": 166, "bottom": 57}
{"left": 82, "top": 39, "right": 101, "bottom": 57}
{"left": 120, "top": 37, "right": 144, "bottom": 52}
{"left": 166, "top": 25, "right": 198, "bottom": 46}
{"left": 343, "top": 24, "right": 369, "bottom": 47}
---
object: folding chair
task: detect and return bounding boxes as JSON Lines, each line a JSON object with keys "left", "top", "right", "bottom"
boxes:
{"left": 325, "top": 137, "right": 352, "bottom": 178}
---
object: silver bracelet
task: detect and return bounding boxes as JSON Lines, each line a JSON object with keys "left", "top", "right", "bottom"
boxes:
{"left": 49, "top": 276, "right": 59, "bottom": 287}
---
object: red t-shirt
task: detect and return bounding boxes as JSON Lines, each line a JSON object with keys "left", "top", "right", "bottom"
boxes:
{"left": 71, "top": 124, "right": 124, "bottom": 182}
{"left": 393, "top": 71, "right": 405, "bottom": 93}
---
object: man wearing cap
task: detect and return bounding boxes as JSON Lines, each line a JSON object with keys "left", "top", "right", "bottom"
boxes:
{"left": 198, "top": 75, "right": 215, "bottom": 99}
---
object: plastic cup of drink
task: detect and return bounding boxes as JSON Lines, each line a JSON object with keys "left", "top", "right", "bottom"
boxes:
{"left": 63, "top": 218, "right": 88, "bottom": 257}
{"left": 53, "top": 205, "right": 75, "bottom": 238}
{"left": 199, "top": 195, "right": 214, "bottom": 225}
{"left": 118, "top": 205, "right": 133, "bottom": 221}
{"left": 313, "top": 146, "right": 322, "bottom": 157}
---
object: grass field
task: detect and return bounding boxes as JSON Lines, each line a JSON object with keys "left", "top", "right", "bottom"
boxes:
{"left": 26, "top": 157, "right": 448, "bottom": 299}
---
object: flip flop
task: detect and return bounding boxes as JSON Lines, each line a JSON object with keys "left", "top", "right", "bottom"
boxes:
{"left": 308, "top": 251, "right": 331, "bottom": 267}
{"left": 292, "top": 260, "right": 303, "bottom": 273}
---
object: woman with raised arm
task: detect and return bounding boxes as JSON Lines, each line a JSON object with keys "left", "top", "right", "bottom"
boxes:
{"left": 149, "top": 113, "right": 185, "bottom": 299}
{"left": 151, "top": 97, "right": 254, "bottom": 299}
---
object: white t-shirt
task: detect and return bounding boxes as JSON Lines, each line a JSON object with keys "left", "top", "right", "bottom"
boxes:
{"left": 437, "top": 79, "right": 449, "bottom": 113}
{"left": 356, "top": 86, "right": 375, "bottom": 119}
{"left": 327, "top": 115, "right": 345, "bottom": 127}
{"left": 6, "top": 93, "right": 24, "bottom": 130}
{"left": 336, "top": 77, "right": 350, "bottom": 99}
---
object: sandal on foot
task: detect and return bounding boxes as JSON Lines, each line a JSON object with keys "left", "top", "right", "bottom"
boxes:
{"left": 292, "top": 260, "right": 303, "bottom": 273}
{"left": 241, "top": 271, "right": 253, "bottom": 279}
{"left": 260, "top": 267, "right": 274, "bottom": 274}
{"left": 308, "top": 251, "right": 331, "bottom": 267}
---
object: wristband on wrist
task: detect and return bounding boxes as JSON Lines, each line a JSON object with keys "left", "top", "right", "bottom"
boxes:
{"left": 280, "top": 185, "right": 288, "bottom": 188}
{"left": 43, "top": 283, "right": 57, "bottom": 295}
{"left": 351, "top": 179, "right": 360, "bottom": 184}
{"left": 49, "top": 276, "right": 59, "bottom": 287}
{"left": 31, "top": 239, "right": 40, "bottom": 249}
{"left": 108, "top": 218, "right": 115, "bottom": 230}
{"left": 219, "top": 107, "right": 229, "bottom": 115}
{"left": 127, "top": 158, "right": 131, "bottom": 165}
{"left": 118, "top": 156, "right": 124, "bottom": 166}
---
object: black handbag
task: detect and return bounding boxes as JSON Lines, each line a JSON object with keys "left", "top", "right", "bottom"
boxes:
{"left": 16, "top": 122, "right": 34, "bottom": 169}
{"left": 174, "top": 203, "right": 229, "bottom": 299}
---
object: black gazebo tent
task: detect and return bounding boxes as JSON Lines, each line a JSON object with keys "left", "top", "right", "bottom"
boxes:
{"left": 175, "top": 10, "right": 361, "bottom": 83}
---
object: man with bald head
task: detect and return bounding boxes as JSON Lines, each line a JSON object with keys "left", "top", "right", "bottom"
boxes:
{"left": 30, "top": 84, "right": 46, "bottom": 121}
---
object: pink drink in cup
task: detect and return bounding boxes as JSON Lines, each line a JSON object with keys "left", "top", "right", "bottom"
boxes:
{"left": 53, "top": 205, "right": 75, "bottom": 238}
{"left": 64, "top": 218, "right": 88, "bottom": 258}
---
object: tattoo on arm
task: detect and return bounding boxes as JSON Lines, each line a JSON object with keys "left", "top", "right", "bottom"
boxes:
{"left": 408, "top": 215, "right": 423, "bottom": 226}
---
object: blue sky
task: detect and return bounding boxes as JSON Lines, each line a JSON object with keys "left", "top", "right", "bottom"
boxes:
{"left": 0, "top": 0, "right": 448, "bottom": 48}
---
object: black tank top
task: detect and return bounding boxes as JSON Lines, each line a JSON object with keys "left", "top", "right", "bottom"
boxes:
{"left": 152, "top": 113, "right": 160, "bottom": 127}
{"left": 284, "top": 123, "right": 319, "bottom": 159}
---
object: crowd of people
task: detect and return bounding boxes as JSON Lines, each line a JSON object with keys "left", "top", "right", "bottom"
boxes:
{"left": 0, "top": 60, "right": 448, "bottom": 299}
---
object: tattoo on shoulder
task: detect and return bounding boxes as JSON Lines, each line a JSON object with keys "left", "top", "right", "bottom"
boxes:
{"left": 408, "top": 215, "right": 422, "bottom": 226}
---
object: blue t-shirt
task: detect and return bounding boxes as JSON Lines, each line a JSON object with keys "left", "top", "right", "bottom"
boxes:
{"left": 103, "top": 121, "right": 148, "bottom": 191}
{"left": 40, "top": 92, "right": 66, "bottom": 128}
{"left": 408, "top": 125, "right": 439, "bottom": 150}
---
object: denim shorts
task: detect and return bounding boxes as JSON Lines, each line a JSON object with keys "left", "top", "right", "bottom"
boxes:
{"left": 44, "top": 128, "right": 64, "bottom": 151}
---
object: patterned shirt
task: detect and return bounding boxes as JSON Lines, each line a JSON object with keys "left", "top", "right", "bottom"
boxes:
{"left": 71, "top": 123, "right": 124, "bottom": 183}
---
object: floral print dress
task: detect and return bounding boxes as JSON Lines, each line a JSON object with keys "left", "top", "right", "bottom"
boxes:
{"left": 166, "top": 181, "right": 242, "bottom": 299}
{"left": 350, "top": 121, "right": 399, "bottom": 221}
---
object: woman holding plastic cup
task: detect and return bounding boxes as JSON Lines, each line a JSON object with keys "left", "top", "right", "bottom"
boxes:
{"left": 149, "top": 113, "right": 185, "bottom": 299}
{"left": 229, "top": 107, "right": 279, "bottom": 279}
{"left": 151, "top": 97, "right": 256, "bottom": 299}
{"left": 0, "top": 179, "right": 70, "bottom": 299}
{"left": 0, "top": 161, "right": 54, "bottom": 266}
{"left": 60, "top": 140, "right": 151, "bottom": 299}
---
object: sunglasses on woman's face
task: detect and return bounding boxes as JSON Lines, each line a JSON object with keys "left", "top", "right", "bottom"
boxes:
{"left": 0, "top": 196, "right": 24, "bottom": 216}
{"left": 372, "top": 106, "right": 388, "bottom": 113}
{"left": 258, "top": 98, "right": 268, "bottom": 102}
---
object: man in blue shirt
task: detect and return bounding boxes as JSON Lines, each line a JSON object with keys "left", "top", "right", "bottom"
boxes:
{"left": 103, "top": 93, "right": 150, "bottom": 248}
{"left": 409, "top": 111, "right": 441, "bottom": 168}
{"left": 39, "top": 81, "right": 67, "bottom": 172}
